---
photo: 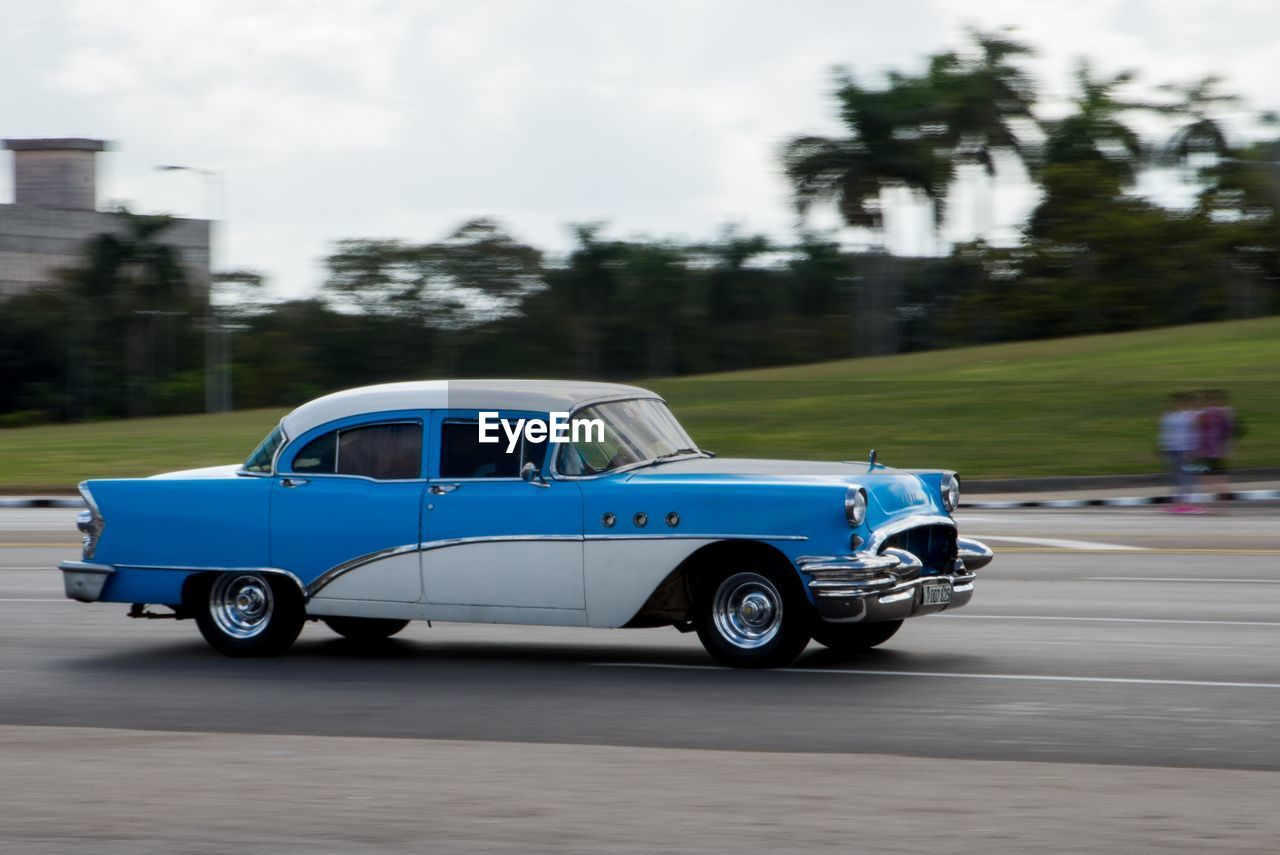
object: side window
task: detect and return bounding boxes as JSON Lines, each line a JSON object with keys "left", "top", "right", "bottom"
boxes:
{"left": 292, "top": 431, "right": 336, "bottom": 473}
{"left": 288, "top": 422, "right": 422, "bottom": 481}
{"left": 439, "top": 420, "right": 545, "bottom": 479}
{"left": 338, "top": 423, "right": 422, "bottom": 480}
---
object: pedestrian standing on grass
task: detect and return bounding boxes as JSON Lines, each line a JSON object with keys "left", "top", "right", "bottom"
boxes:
{"left": 1158, "top": 392, "right": 1202, "bottom": 514}
{"left": 1196, "top": 388, "right": 1236, "bottom": 504}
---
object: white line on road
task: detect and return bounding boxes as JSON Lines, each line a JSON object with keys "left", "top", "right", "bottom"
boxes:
{"left": 1085, "top": 577, "right": 1280, "bottom": 584}
{"left": 937, "top": 614, "right": 1280, "bottom": 627}
{"left": 971, "top": 534, "right": 1148, "bottom": 551}
{"left": 591, "top": 662, "right": 1280, "bottom": 690}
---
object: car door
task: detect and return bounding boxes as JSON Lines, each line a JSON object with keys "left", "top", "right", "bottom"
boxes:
{"left": 270, "top": 414, "right": 427, "bottom": 602}
{"left": 421, "top": 410, "right": 584, "bottom": 613}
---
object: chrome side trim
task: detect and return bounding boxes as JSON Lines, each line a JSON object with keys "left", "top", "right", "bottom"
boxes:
{"left": 865, "top": 514, "right": 956, "bottom": 554}
{"left": 304, "top": 544, "right": 423, "bottom": 597}
{"left": 279, "top": 473, "right": 429, "bottom": 485}
{"left": 306, "top": 532, "right": 808, "bottom": 597}
{"left": 583, "top": 533, "right": 808, "bottom": 542}
{"left": 305, "top": 535, "right": 584, "bottom": 598}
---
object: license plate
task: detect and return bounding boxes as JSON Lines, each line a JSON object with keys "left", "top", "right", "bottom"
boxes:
{"left": 922, "top": 583, "right": 951, "bottom": 606}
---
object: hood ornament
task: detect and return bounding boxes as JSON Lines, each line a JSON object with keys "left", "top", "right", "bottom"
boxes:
{"left": 868, "top": 449, "right": 878, "bottom": 469}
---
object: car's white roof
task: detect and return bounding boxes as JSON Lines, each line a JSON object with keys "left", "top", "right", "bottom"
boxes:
{"left": 280, "top": 379, "right": 661, "bottom": 439}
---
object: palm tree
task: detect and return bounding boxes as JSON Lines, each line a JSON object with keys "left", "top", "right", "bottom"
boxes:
{"left": 1157, "top": 75, "right": 1240, "bottom": 167}
{"left": 928, "top": 28, "right": 1038, "bottom": 238}
{"left": 1028, "top": 61, "right": 1160, "bottom": 238}
{"left": 1040, "top": 61, "right": 1152, "bottom": 187}
{"left": 783, "top": 72, "right": 953, "bottom": 249}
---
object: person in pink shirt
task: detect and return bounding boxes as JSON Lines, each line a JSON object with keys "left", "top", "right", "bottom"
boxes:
{"left": 1196, "top": 389, "right": 1236, "bottom": 504}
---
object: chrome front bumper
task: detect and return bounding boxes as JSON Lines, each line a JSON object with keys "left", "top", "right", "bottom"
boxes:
{"left": 60, "top": 560, "right": 114, "bottom": 602}
{"left": 800, "top": 537, "right": 991, "bottom": 624}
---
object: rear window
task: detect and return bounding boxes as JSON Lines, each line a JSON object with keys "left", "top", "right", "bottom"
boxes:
{"left": 289, "top": 422, "right": 423, "bottom": 480}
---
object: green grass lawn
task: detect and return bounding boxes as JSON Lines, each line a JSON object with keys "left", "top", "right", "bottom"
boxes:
{"left": 3, "top": 317, "right": 1277, "bottom": 491}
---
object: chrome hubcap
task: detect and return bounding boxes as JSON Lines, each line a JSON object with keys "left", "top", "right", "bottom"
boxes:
{"left": 210, "top": 573, "right": 274, "bottom": 639}
{"left": 712, "top": 572, "right": 783, "bottom": 649}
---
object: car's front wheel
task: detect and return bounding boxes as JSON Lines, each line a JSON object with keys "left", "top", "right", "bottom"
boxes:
{"left": 811, "top": 619, "right": 902, "bottom": 655}
{"left": 694, "top": 568, "right": 811, "bottom": 668}
{"left": 194, "top": 572, "right": 304, "bottom": 657}
{"left": 323, "top": 616, "right": 410, "bottom": 642}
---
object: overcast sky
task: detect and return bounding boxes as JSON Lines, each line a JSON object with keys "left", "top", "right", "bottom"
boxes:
{"left": 3, "top": 0, "right": 1276, "bottom": 297}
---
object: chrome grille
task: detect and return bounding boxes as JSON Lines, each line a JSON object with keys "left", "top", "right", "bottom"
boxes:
{"left": 882, "top": 525, "right": 957, "bottom": 572}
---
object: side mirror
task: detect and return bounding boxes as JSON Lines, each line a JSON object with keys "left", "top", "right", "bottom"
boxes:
{"left": 520, "top": 461, "right": 549, "bottom": 487}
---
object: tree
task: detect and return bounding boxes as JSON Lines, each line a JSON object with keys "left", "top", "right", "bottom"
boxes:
{"left": 1157, "top": 75, "right": 1240, "bottom": 167}
{"left": 324, "top": 219, "right": 542, "bottom": 329}
{"left": 927, "top": 28, "right": 1038, "bottom": 238}
{"left": 783, "top": 71, "right": 954, "bottom": 243}
{"left": 1039, "top": 61, "right": 1153, "bottom": 186}
{"left": 931, "top": 28, "right": 1037, "bottom": 176}
{"left": 58, "top": 212, "right": 199, "bottom": 417}
{"left": 323, "top": 219, "right": 544, "bottom": 373}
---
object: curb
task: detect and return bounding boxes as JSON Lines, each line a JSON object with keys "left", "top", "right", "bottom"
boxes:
{"left": 960, "top": 489, "right": 1280, "bottom": 510}
{"left": 0, "top": 497, "right": 86, "bottom": 509}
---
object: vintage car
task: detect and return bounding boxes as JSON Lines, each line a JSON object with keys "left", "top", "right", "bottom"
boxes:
{"left": 60, "top": 380, "right": 991, "bottom": 667}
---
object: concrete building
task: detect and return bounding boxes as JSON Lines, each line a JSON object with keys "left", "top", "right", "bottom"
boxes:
{"left": 0, "top": 138, "right": 210, "bottom": 298}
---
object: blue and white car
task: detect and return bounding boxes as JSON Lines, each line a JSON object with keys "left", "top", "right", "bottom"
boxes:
{"left": 60, "top": 380, "right": 992, "bottom": 667}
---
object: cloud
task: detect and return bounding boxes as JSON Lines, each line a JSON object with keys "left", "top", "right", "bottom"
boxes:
{"left": 7, "top": 0, "right": 1276, "bottom": 295}
{"left": 51, "top": 0, "right": 410, "bottom": 155}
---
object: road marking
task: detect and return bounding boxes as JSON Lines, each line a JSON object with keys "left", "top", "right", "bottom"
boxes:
{"left": 0, "top": 543, "right": 78, "bottom": 548}
{"left": 972, "top": 535, "right": 1148, "bottom": 551}
{"left": 592, "top": 662, "right": 1280, "bottom": 690}
{"left": 0, "top": 598, "right": 70, "bottom": 602}
{"left": 937, "top": 614, "right": 1280, "bottom": 627}
{"left": 1085, "top": 577, "right": 1280, "bottom": 584}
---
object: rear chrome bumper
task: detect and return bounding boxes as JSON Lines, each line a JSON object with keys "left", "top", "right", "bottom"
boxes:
{"left": 799, "top": 536, "right": 990, "bottom": 624}
{"left": 59, "top": 560, "right": 114, "bottom": 602}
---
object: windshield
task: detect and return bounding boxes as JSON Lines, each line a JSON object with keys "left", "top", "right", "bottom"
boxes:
{"left": 556, "top": 399, "right": 698, "bottom": 476}
{"left": 242, "top": 424, "right": 285, "bottom": 474}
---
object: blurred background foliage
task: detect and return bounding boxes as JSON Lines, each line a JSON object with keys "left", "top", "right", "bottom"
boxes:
{"left": 1, "top": 28, "right": 1278, "bottom": 426}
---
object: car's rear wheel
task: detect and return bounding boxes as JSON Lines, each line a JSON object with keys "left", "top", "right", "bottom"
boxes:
{"left": 194, "top": 572, "right": 304, "bottom": 657}
{"left": 694, "top": 568, "right": 811, "bottom": 668}
{"left": 323, "top": 616, "right": 409, "bottom": 642}
{"left": 811, "top": 619, "right": 902, "bottom": 654}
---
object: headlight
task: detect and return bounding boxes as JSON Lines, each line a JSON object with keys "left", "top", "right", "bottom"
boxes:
{"left": 844, "top": 486, "right": 867, "bottom": 527}
{"left": 942, "top": 474, "right": 960, "bottom": 512}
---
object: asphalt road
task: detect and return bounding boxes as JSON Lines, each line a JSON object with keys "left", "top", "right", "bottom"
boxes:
{"left": 3, "top": 507, "right": 1279, "bottom": 852}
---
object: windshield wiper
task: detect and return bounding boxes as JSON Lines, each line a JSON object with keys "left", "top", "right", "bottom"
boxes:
{"left": 646, "top": 448, "right": 702, "bottom": 465}
{"left": 626, "top": 449, "right": 705, "bottom": 473}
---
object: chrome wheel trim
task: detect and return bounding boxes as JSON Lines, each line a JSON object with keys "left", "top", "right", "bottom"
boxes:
{"left": 209, "top": 573, "right": 274, "bottom": 639}
{"left": 712, "top": 571, "right": 783, "bottom": 650}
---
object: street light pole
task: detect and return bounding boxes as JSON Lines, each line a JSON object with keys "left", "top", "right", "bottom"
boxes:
{"left": 155, "top": 164, "right": 229, "bottom": 413}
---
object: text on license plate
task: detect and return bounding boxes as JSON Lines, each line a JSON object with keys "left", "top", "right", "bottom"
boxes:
{"left": 922, "top": 583, "right": 952, "bottom": 606}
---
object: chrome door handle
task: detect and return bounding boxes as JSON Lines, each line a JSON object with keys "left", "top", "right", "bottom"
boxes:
{"left": 280, "top": 477, "right": 309, "bottom": 488}
{"left": 428, "top": 483, "right": 459, "bottom": 495}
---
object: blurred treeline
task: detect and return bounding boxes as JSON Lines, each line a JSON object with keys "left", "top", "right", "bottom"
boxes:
{"left": 2, "top": 28, "right": 1278, "bottom": 422}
